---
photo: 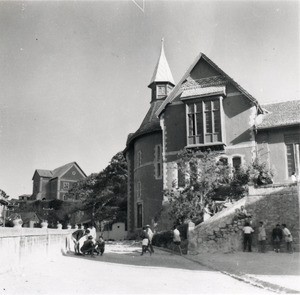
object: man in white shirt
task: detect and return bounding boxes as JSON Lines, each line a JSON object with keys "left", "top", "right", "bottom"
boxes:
{"left": 173, "top": 225, "right": 182, "bottom": 255}
{"left": 282, "top": 224, "right": 293, "bottom": 254}
{"left": 243, "top": 222, "right": 254, "bottom": 252}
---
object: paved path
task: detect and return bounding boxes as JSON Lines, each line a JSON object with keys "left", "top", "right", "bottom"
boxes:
{"left": 0, "top": 241, "right": 273, "bottom": 294}
{"left": 185, "top": 251, "right": 300, "bottom": 293}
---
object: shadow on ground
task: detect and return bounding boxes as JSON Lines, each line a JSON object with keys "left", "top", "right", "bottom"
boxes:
{"left": 63, "top": 242, "right": 212, "bottom": 272}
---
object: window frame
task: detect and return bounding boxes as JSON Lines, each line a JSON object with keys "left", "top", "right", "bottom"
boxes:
{"left": 62, "top": 182, "right": 70, "bottom": 190}
{"left": 154, "top": 144, "right": 163, "bottom": 179}
{"left": 136, "top": 202, "right": 143, "bottom": 229}
{"left": 185, "top": 96, "right": 225, "bottom": 147}
{"left": 136, "top": 150, "right": 142, "bottom": 168}
{"left": 136, "top": 181, "right": 142, "bottom": 201}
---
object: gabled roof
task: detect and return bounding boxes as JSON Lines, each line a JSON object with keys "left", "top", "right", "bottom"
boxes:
{"left": 148, "top": 39, "right": 175, "bottom": 87}
{"left": 257, "top": 100, "right": 300, "bottom": 130}
{"left": 35, "top": 170, "right": 53, "bottom": 178}
{"left": 52, "top": 162, "right": 76, "bottom": 178}
{"left": 156, "top": 52, "right": 263, "bottom": 116}
{"left": 33, "top": 162, "right": 87, "bottom": 180}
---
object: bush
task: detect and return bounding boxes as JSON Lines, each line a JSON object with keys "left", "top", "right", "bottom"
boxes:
{"left": 152, "top": 230, "right": 173, "bottom": 247}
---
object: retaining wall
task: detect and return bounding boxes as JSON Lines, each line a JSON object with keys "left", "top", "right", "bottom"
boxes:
{"left": 189, "top": 183, "right": 299, "bottom": 254}
{"left": 0, "top": 228, "right": 71, "bottom": 274}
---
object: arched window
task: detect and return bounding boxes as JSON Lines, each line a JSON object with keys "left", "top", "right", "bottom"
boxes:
{"left": 232, "top": 156, "right": 242, "bottom": 170}
{"left": 219, "top": 157, "right": 228, "bottom": 166}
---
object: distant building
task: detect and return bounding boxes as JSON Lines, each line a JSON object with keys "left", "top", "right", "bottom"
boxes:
{"left": 18, "top": 194, "right": 31, "bottom": 201}
{"left": 31, "top": 162, "right": 87, "bottom": 200}
{"left": 125, "top": 41, "right": 300, "bottom": 236}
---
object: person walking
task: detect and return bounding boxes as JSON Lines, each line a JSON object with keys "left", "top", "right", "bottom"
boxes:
{"left": 173, "top": 225, "right": 182, "bottom": 255}
{"left": 272, "top": 224, "right": 283, "bottom": 253}
{"left": 282, "top": 224, "right": 293, "bottom": 254}
{"left": 145, "top": 225, "right": 154, "bottom": 253}
{"left": 258, "top": 221, "right": 266, "bottom": 253}
{"left": 140, "top": 227, "right": 151, "bottom": 256}
{"left": 243, "top": 222, "right": 254, "bottom": 252}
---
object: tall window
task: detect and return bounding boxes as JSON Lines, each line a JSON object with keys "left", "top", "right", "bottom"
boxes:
{"left": 177, "top": 164, "right": 186, "bottom": 187}
{"left": 154, "top": 144, "right": 162, "bottom": 179}
{"left": 137, "top": 151, "right": 142, "bottom": 168}
{"left": 286, "top": 143, "right": 300, "bottom": 176}
{"left": 137, "top": 203, "right": 143, "bottom": 228}
{"left": 285, "top": 133, "right": 300, "bottom": 177}
{"left": 136, "top": 181, "right": 142, "bottom": 201}
{"left": 232, "top": 156, "right": 242, "bottom": 170}
{"left": 187, "top": 98, "right": 222, "bottom": 145}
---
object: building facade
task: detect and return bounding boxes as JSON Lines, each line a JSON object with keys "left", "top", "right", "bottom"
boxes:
{"left": 31, "top": 162, "right": 87, "bottom": 200}
{"left": 125, "top": 43, "right": 300, "bottom": 236}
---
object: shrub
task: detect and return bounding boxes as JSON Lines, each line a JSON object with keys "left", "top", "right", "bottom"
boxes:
{"left": 152, "top": 230, "right": 173, "bottom": 247}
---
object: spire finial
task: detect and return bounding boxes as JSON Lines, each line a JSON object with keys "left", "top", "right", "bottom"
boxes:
{"left": 148, "top": 38, "right": 175, "bottom": 87}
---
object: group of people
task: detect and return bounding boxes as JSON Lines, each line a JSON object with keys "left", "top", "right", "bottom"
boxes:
{"left": 243, "top": 221, "right": 293, "bottom": 254}
{"left": 140, "top": 224, "right": 183, "bottom": 256}
{"left": 71, "top": 224, "right": 105, "bottom": 257}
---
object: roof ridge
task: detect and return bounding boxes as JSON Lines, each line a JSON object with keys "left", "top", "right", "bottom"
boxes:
{"left": 261, "top": 99, "right": 300, "bottom": 106}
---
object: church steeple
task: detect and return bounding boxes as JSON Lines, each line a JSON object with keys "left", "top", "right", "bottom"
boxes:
{"left": 148, "top": 39, "right": 175, "bottom": 102}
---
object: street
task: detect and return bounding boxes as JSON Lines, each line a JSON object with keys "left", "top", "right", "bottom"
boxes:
{"left": 0, "top": 241, "right": 274, "bottom": 294}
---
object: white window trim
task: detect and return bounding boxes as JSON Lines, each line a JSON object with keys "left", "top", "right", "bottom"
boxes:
{"left": 185, "top": 95, "right": 225, "bottom": 148}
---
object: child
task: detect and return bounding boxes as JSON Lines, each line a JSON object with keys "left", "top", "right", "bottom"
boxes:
{"left": 80, "top": 236, "right": 96, "bottom": 257}
{"left": 140, "top": 229, "right": 151, "bottom": 256}
{"left": 95, "top": 236, "right": 105, "bottom": 256}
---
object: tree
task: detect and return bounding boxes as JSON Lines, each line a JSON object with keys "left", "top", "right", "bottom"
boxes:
{"left": 0, "top": 189, "right": 9, "bottom": 200}
{"left": 65, "top": 151, "right": 128, "bottom": 225}
{"left": 165, "top": 148, "right": 274, "bottom": 225}
{"left": 165, "top": 148, "right": 231, "bottom": 224}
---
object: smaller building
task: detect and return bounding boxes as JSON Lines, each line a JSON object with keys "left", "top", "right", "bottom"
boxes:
{"left": 31, "top": 162, "right": 87, "bottom": 200}
{"left": 102, "top": 222, "right": 127, "bottom": 241}
{"left": 18, "top": 194, "right": 31, "bottom": 201}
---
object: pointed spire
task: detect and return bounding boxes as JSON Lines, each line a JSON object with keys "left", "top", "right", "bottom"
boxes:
{"left": 148, "top": 38, "right": 175, "bottom": 87}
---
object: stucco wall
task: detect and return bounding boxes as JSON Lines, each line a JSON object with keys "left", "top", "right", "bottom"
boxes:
{"left": 0, "top": 228, "right": 70, "bottom": 274}
{"left": 189, "top": 183, "right": 299, "bottom": 254}
{"left": 256, "top": 127, "right": 300, "bottom": 183}
{"left": 101, "top": 222, "right": 127, "bottom": 240}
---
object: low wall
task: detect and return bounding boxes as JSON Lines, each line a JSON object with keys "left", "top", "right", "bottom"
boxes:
{"left": 189, "top": 183, "right": 300, "bottom": 254}
{"left": 0, "top": 228, "right": 71, "bottom": 274}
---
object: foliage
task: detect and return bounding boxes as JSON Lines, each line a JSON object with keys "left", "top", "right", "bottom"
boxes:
{"left": 165, "top": 148, "right": 231, "bottom": 224}
{"left": 248, "top": 159, "right": 274, "bottom": 186}
{"left": 0, "top": 189, "right": 9, "bottom": 199}
{"left": 165, "top": 148, "right": 274, "bottom": 225}
{"left": 152, "top": 230, "right": 173, "bottom": 247}
{"left": 65, "top": 151, "right": 128, "bottom": 224}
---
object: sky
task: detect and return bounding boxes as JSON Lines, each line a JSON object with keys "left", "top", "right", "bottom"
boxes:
{"left": 0, "top": 0, "right": 299, "bottom": 198}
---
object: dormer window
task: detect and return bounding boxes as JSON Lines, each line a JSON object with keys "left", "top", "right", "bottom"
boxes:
{"left": 157, "top": 85, "right": 167, "bottom": 96}
{"left": 186, "top": 96, "right": 224, "bottom": 146}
